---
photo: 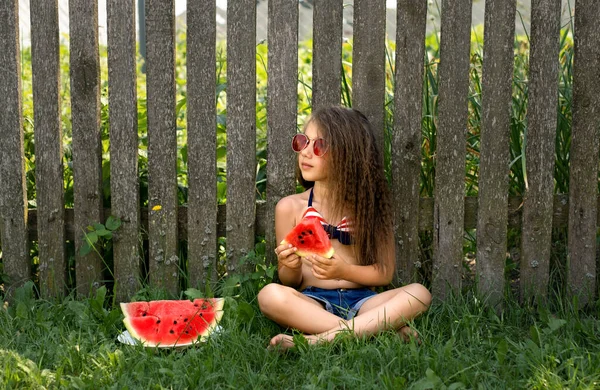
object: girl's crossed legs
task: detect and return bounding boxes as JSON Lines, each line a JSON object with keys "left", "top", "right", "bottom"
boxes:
{"left": 257, "top": 283, "right": 431, "bottom": 349}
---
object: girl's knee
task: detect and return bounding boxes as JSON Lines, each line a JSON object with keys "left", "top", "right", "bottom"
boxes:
{"left": 403, "top": 283, "right": 432, "bottom": 308}
{"left": 257, "top": 283, "right": 293, "bottom": 314}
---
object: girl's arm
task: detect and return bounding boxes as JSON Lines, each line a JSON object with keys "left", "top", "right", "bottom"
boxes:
{"left": 274, "top": 197, "right": 303, "bottom": 287}
{"left": 310, "top": 234, "right": 396, "bottom": 286}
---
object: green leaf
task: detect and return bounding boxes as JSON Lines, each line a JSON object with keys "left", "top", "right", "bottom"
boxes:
{"left": 222, "top": 276, "right": 240, "bottom": 297}
{"left": 529, "top": 325, "right": 541, "bottom": 347}
{"left": 217, "top": 181, "right": 227, "bottom": 203}
{"left": 216, "top": 145, "right": 227, "bottom": 160}
{"left": 547, "top": 318, "right": 567, "bottom": 333}
{"left": 80, "top": 243, "right": 92, "bottom": 256}
{"left": 105, "top": 215, "right": 121, "bottom": 231}
{"left": 235, "top": 301, "right": 255, "bottom": 323}
{"left": 184, "top": 288, "right": 205, "bottom": 300}
{"left": 93, "top": 223, "right": 105, "bottom": 231}
{"left": 496, "top": 339, "right": 508, "bottom": 366}
{"left": 85, "top": 231, "right": 99, "bottom": 245}
{"left": 16, "top": 302, "right": 29, "bottom": 319}
{"left": 95, "top": 228, "right": 112, "bottom": 238}
{"left": 90, "top": 286, "right": 107, "bottom": 320}
{"left": 411, "top": 368, "right": 443, "bottom": 389}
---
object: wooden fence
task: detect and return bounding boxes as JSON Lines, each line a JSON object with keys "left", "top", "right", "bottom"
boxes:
{"left": 1, "top": 0, "right": 598, "bottom": 306}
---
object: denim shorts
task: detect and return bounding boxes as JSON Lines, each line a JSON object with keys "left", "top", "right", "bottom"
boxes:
{"left": 301, "top": 286, "right": 377, "bottom": 320}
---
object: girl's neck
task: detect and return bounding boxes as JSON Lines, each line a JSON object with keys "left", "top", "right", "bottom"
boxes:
{"left": 312, "top": 181, "right": 343, "bottom": 221}
{"left": 311, "top": 181, "right": 330, "bottom": 205}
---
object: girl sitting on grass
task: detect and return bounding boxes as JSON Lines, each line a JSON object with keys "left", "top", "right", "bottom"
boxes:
{"left": 258, "top": 105, "right": 431, "bottom": 349}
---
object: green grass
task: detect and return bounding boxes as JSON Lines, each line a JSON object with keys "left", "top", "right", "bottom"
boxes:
{"left": 2, "top": 281, "right": 599, "bottom": 389}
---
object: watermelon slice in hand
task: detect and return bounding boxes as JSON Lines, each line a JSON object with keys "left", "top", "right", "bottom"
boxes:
{"left": 281, "top": 217, "right": 334, "bottom": 258}
{"left": 120, "top": 298, "right": 224, "bottom": 348}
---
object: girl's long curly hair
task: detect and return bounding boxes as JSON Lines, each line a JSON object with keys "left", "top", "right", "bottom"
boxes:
{"left": 297, "top": 106, "right": 393, "bottom": 268}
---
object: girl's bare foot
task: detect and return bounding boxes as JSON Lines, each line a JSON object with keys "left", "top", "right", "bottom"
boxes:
{"left": 398, "top": 325, "right": 420, "bottom": 344}
{"left": 269, "top": 334, "right": 297, "bottom": 349}
{"left": 268, "top": 333, "right": 331, "bottom": 350}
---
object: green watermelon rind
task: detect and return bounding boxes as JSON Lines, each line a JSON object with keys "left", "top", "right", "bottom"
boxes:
{"left": 121, "top": 298, "right": 224, "bottom": 348}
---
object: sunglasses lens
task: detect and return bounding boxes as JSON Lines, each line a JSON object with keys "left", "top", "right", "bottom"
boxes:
{"left": 292, "top": 134, "right": 309, "bottom": 152}
{"left": 313, "top": 138, "right": 328, "bottom": 157}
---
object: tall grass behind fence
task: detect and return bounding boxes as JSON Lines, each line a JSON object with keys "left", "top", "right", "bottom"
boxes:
{"left": 0, "top": 0, "right": 599, "bottom": 306}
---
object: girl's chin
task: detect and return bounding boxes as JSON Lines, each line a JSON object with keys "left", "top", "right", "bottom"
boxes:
{"left": 301, "top": 173, "right": 326, "bottom": 183}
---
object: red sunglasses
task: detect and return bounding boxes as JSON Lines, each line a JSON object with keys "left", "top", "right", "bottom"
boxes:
{"left": 291, "top": 134, "right": 329, "bottom": 157}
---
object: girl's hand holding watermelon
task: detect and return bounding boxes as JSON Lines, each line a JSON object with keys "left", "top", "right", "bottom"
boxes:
{"left": 308, "top": 253, "right": 349, "bottom": 280}
{"left": 274, "top": 243, "right": 302, "bottom": 270}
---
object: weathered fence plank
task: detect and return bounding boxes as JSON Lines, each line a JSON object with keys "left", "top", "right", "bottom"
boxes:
{"left": 187, "top": 0, "right": 218, "bottom": 288}
{"left": 432, "top": 0, "right": 473, "bottom": 298}
{"left": 107, "top": 0, "right": 140, "bottom": 302}
{"left": 69, "top": 0, "right": 104, "bottom": 297}
{"left": 352, "top": 0, "right": 386, "bottom": 153}
{"left": 312, "top": 0, "right": 343, "bottom": 110}
{"left": 226, "top": 0, "right": 257, "bottom": 273}
{"left": 519, "top": 0, "right": 561, "bottom": 302}
{"left": 0, "top": 0, "right": 29, "bottom": 299}
{"left": 30, "top": 0, "right": 66, "bottom": 299}
{"left": 266, "top": 0, "right": 299, "bottom": 267}
{"left": 145, "top": 0, "right": 179, "bottom": 295}
{"left": 568, "top": 0, "right": 600, "bottom": 305}
{"left": 476, "top": 0, "right": 517, "bottom": 307}
{"left": 392, "top": 0, "right": 428, "bottom": 285}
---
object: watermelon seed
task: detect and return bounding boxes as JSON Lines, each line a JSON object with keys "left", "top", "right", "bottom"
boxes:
{"left": 298, "top": 235, "right": 303, "bottom": 240}
{"left": 142, "top": 312, "right": 147, "bottom": 317}
{"left": 184, "top": 318, "right": 188, "bottom": 322}
{"left": 156, "top": 320, "right": 161, "bottom": 324}
{"left": 173, "top": 320, "right": 178, "bottom": 325}
{"left": 194, "top": 304, "right": 199, "bottom": 307}
{"left": 308, "top": 230, "right": 313, "bottom": 235}
{"left": 300, "top": 240, "right": 305, "bottom": 244}
{"left": 200, "top": 313, "right": 203, "bottom": 317}
{"left": 170, "top": 330, "right": 174, "bottom": 334}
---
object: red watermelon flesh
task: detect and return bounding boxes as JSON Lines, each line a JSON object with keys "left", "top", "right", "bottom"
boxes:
{"left": 120, "top": 298, "right": 224, "bottom": 347}
{"left": 281, "top": 217, "right": 334, "bottom": 258}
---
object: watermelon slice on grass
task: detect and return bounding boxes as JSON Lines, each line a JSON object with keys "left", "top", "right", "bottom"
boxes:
{"left": 119, "top": 298, "right": 224, "bottom": 348}
{"left": 281, "top": 217, "right": 334, "bottom": 258}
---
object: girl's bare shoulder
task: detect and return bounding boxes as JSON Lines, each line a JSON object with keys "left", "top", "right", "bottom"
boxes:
{"left": 275, "top": 190, "right": 311, "bottom": 217}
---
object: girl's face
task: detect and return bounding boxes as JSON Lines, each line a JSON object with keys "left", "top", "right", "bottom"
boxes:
{"left": 298, "top": 122, "right": 329, "bottom": 183}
